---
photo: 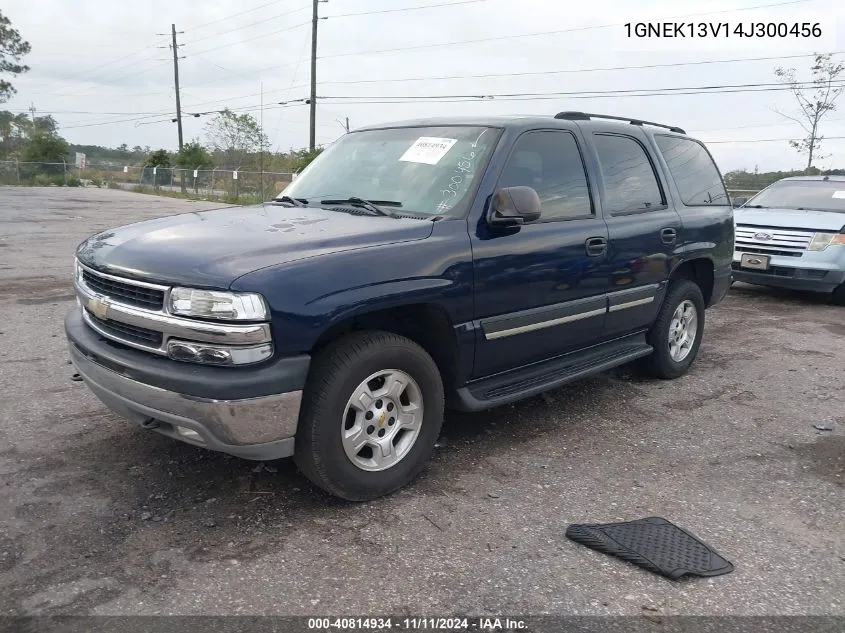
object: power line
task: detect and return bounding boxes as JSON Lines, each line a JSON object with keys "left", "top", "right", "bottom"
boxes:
{"left": 182, "top": 4, "right": 310, "bottom": 45}
{"left": 315, "top": 52, "right": 844, "bottom": 86}
{"left": 319, "top": 0, "right": 815, "bottom": 58}
{"left": 326, "top": 0, "right": 486, "bottom": 18}
{"left": 317, "top": 79, "right": 845, "bottom": 101}
{"left": 705, "top": 136, "right": 845, "bottom": 144}
{"left": 188, "top": 0, "right": 298, "bottom": 30}
{"left": 189, "top": 20, "right": 310, "bottom": 56}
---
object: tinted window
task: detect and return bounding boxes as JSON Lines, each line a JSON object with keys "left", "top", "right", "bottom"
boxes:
{"left": 593, "top": 134, "right": 664, "bottom": 213}
{"left": 655, "top": 135, "right": 728, "bottom": 206}
{"left": 498, "top": 131, "right": 592, "bottom": 220}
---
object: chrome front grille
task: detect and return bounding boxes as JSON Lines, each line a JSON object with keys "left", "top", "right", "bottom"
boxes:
{"left": 735, "top": 225, "right": 813, "bottom": 255}
{"left": 75, "top": 262, "right": 272, "bottom": 357}
{"left": 82, "top": 268, "right": 165, "bottom": 310}
{"left": 85, "top": 310, "right": 164, "bottom": 347}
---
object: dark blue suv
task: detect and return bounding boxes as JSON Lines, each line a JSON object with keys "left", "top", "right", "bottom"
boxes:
{"left": 66, "top": 112, "right": 734, "bottom": 500}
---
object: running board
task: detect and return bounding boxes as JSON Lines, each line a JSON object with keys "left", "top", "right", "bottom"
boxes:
{"left": 455, "top": 334, "right": 653, "bottom": 411}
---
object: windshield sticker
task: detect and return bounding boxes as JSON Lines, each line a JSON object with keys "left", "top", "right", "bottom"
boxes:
{"left": 832, "top": 190, "right": 845, "bottom": 199}
{"left": 399, "top": 137, "right": 458, "bottom": 165}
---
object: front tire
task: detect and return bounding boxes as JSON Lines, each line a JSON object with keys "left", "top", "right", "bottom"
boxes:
{"left": 294, "top": 331, "right": 444, "bottom": 501}
{"left": 832, "top": 283, "right": 845, "bottom": 306}
{"left": 642, "top": 279, "right": 706, "bottom": 379}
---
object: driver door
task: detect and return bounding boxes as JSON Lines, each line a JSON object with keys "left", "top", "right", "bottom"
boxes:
{"left": 470, "top": 129, "right": 611, "bottom": 377}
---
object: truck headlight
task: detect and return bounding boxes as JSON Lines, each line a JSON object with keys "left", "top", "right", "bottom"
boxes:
{"left": 169, "top": 288, "right": 269, "bottom": 321}
{"left": 808, "top": 232, "right": 845, "bottom": 251}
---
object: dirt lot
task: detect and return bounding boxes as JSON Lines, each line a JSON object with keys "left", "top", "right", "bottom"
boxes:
{"left": 0, "top": 187, "right": 843, "bottom": 618}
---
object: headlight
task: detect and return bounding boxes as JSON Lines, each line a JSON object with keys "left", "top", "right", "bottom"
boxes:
{"left": 808, "top": 232, "right": 845, "bottom": 251}
{"left": 169, "top": 288, "right": 269, "bottom": 321}
{"left": 74, "top": 258, "right": 82, "bottom": 282}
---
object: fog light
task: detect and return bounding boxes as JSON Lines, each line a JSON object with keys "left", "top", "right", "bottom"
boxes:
{"left": 166, "top": 340, "right": 273, "bottom": 366}
{"left": 175, "top": 426, "right": 203, "bottom": 443}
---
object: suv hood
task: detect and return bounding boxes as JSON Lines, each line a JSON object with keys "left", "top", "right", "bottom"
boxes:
{"left": 734, "top": 207, "right": 845, "bottom": 232}
{"left": 76, "top": 204, "right": 434, "bottom": 288}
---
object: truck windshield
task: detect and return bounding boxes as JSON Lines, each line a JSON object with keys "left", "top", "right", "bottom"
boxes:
{"left": 279, "top": 126, "right": 499, "bottom": 217}
{"left": 746, "top": 179, "right": 845, "bottom": 213}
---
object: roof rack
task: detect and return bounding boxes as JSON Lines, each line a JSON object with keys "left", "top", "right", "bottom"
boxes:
{"left": 554, "top": 111, "right": 686, "bottom": 134}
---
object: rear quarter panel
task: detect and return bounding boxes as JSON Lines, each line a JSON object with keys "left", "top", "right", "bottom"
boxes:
{"left": 644, "top": 133, "right": 734, "bottom": 305}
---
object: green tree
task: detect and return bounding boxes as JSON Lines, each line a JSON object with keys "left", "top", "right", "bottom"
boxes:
{"left": 291, "top": 147, "right": 324, "bottom": 173}
{"left": 21, "top": 133, "right": 69, "bottom": 175}
{"left": 144, "top": 148, "right": 171, "bottom": 167}
{"left": 144, "top": 149, "right": 171, "bottom": 186}
{"left": 174, "top": 141, "right": 213, "bottom": 170}
{"left": 0, "top": 109, "right": 29, "bottom": 158}
{"left": 204, "top": 108, "right": 268, "bottom": 169}
{"left": 0, "top": 10, "right": 30, "bottom": 103}
{"left": 775, "top": 53, "right": 845, "bottom": 172}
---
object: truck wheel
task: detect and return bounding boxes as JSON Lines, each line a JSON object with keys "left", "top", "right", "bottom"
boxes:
{"left": 642, "top": 279, "right": 706, "bottom": 379}
{"left": 295, "top": 331, "right": 444, "bottom": 501}
{"left": 832, "top": 284, "right": 845, "bottom": 306}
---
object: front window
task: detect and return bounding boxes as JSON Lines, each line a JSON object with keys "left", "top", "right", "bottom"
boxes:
{"left": 280, "top": 126, "right": 500, "bottom": 217}
{"left": 745, "top": 179, "right": 845, "bottom": 213}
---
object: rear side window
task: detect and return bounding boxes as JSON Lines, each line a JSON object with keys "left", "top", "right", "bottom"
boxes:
{"left": 655, "top": 135, "right": 728, "bottom": 206}
{"left": 593, "top": 134, "right": 664, "bottom": 214}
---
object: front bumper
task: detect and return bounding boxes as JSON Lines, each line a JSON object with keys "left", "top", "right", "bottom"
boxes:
{"left": 732, "top": 246, "right": 845, "bottom": 294}
{"left": 66, "top": 308, "right": 310, "bottom": 460}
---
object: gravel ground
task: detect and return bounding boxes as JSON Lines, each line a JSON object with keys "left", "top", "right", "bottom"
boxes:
{"left": 0, "top": 187, "right": 842, "bottom": 619}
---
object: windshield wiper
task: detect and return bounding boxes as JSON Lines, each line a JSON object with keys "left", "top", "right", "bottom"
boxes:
{"left": 744, "top": 204, "right": 767, "bottom": 208}
{"left": 273, "top": 195, "right": 308, "bottom": 207}
{"left": 320, "top": 197, "right": 402, "bottom": 216}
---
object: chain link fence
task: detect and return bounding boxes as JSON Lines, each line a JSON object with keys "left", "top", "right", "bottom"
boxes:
{"left": 0, "top": 161, "right": 294, "bottom": 204}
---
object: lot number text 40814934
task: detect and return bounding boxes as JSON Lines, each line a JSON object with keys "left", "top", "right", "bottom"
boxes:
{"left": 624, "top": 22, "right": 822, "bottom": 38}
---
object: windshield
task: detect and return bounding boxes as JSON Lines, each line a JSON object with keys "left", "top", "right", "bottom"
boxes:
{"left": 745, "top": 179, "right": 845, "bottom": 213}
{"left": 279, "top": 126, "right": 499, "bottom": 217}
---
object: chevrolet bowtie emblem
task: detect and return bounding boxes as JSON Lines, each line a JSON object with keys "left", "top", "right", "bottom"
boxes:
{"left": 88, "top": 296, "right": 110, "bottom": 320}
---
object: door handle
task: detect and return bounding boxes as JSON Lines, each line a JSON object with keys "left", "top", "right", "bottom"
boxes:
{"left": 585, "top": 236, "right": 607, "bottom": 257}
{"left": 660, "top": 228, "right": 677, "bottom": 244}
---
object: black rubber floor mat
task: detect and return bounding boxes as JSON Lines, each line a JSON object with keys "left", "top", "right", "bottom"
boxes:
{"left": 566, "top": 516, "right": 734, "bottom": 580}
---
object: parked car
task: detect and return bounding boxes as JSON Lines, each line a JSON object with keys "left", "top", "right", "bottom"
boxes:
{"left": 732, "top": 176, "right": 845, "bottom": 304}
{"left": 66, "top": 112, "right": 733, "bottom": 500}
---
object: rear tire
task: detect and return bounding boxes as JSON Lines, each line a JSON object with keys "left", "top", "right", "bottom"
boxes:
{"left": 294, "top": 331, "right": 444, "bottom": 501}
{"left": 642, "top": 279, "right": 706, "bottom": 379}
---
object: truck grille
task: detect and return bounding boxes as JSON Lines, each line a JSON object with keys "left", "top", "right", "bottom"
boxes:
{"left": 82, "top": 268, "right": 165, "bottom": 310}
{"left": 735, "top": 225, "right": 813, "bottom": 255}
{"left": 85, "top": 310, "right": 164, "bottom": 347}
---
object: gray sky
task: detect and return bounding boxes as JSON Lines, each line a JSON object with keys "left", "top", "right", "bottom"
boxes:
{"left": 4, "top": 0, "right": 845, "bottom": 171}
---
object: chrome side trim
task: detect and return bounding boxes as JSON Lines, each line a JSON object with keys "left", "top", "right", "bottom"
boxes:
{"left": 76, "top": 279, "right": 271, "bottom": 346}
{"left": 485, "top": 307, "right": 606, "bottom": 340}
{"left": 608, "top": 296, "right": 655, "bottom": 312}
{"left": 78, "top": 261, "right": 170, "bottom": 291}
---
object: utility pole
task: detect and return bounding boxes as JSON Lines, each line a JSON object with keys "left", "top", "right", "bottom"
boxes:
{"left": 171, "top": 24, "right": 184, "bottom": 153}
{"left": 260, "top": 81, "right": 265, "bottom": 200}
{"left": 309, "top": 0, "right": 319, "bottom": 150}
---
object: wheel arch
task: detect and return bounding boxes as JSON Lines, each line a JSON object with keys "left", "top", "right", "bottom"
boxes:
{"left": 669, "top": 257, "right": 715, "bottom": 306}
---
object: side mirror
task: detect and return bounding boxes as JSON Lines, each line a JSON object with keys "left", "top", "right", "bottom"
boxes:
{"left": 731, "top": 196, "right": 747, "bottom": 208}
{"left": 488, "top": 186, "right": 542, "bottom": 226}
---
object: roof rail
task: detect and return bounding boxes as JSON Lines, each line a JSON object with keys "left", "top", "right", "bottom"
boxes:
{"left": 554, "top": 111, "right": 686, "bottom": 134}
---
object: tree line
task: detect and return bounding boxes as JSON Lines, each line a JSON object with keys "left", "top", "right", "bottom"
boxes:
{"left": 1, "top": 107, "right": 324, "bottom": 175}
